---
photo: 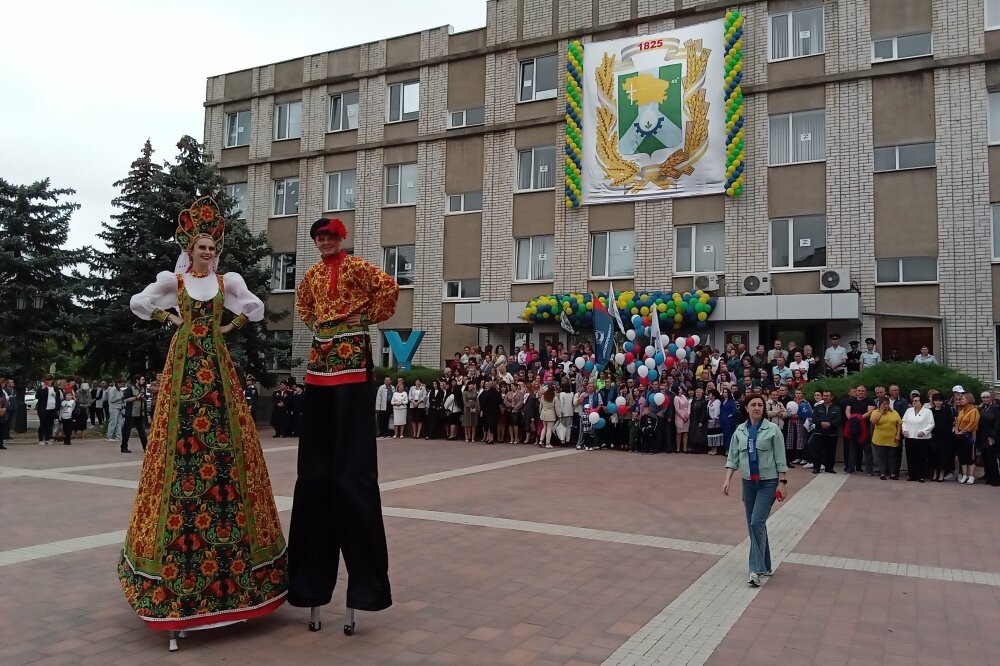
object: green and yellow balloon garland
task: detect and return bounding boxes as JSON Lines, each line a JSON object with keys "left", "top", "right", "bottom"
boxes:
{"left": 521, "top": 289, "right": 717, "bottom": 331}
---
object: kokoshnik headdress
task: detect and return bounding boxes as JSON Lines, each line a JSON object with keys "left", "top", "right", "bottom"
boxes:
{"left": 174, "top": 196, "right": 226, "bottom": 273}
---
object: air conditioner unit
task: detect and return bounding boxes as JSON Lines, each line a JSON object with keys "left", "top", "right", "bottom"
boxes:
{"left": 693, "top": 273, "right": 720, "bottom": 291}
{"left": 819, "top": 268, "right": 851, "bottom": 292}
{"left": 741, "top": 272, "right": 771, "bottom": 295}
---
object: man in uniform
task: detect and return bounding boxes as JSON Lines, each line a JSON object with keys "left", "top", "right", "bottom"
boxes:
{"left": 287, "top": 217, "right": 399, "bottom": 622}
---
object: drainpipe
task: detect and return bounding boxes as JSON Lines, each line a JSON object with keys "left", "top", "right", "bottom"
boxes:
{"left": 861, "top": 311, "right": 947, "bottom": 366}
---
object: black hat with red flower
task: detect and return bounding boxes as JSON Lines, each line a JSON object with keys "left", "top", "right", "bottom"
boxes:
{"left": 310, "top": 217, "right": 348, "bottom": 240}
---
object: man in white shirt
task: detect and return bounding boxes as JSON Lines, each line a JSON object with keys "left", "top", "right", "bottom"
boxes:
{"left": 789, "top": 350, "right": 810, "bottom": 380}
{"left": 766, "top": 339, "right": 788, "bottom": 364}
{"left": 860, "top": 337, "right": 881, "bottom": 369}
{"left": 374, "top": 376, "right": 393, "bottom": 438}
{"left": 824, "top": 334, "right": 848, "bottom": 376}
{"left": 913, "top": 346, "right": 938, "bottom": 364}
{"left": 35, "top": 374, "right": 62, "bottom": 446}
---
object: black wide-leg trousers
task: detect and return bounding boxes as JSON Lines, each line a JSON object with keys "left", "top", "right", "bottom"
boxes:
{"left": 287, "top": 381, "right": 392, "bottom": 611}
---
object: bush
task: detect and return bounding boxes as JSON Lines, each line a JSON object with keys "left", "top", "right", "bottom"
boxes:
{"left": 803, "top": 362, "right": 987, "bottom": 402}
{"left": 373, "top": 365, "right": 443, "bottom": 387}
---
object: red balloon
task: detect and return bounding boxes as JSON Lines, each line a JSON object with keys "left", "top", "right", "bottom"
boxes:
{"left": 639, "top": 377, "right": 649, "bottom": 386}
{"left": 642, "top": 317, "right": 650, "bottom": 326}
{"left": 665, "top": 356, "right": 676, "bottom": 369}
{"left": 687, "top": 337, "right": 696, "bottom": 348}
{"left": 624, "top": 352, "right": 635, "bottom": 364}
{"left": 616, "top": 404, "right": 628, "bottom": 416}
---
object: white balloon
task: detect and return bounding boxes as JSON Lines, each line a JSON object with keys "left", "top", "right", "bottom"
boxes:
{"left": 615, "top": 396, "right": 627, "bottom": 406}
{"left": 614, "top": 352, "right": 626, "bottom": 365}
{"left": 675, "top": 336, "right": 686, "bottom": 348}
{"left": 659, "top": 334, "right": 671, "bottom": 347}
{"left": 588, "top": 411, "right": 600, "bottom": 424}
{"left": 575, "top": 357, "right": 586, "bottom": 369}
{"left": 786, "top": 401, "right": 799, "bottom": 416}
{"left": 675, "top": 348, "right": 687, "bottom": 360}
{"left": 654, "top": 392, "right": 666, "bottom": 406}
{"left": 644, "top": 358, "right": 656, "bottom": 369}
{"left": 625, "top": 329, "right": 637, "bottom": 341}
{"left": 626, "top": 362, "right": 637, "bottom": 374}
{"left": 637, "top": 365, "right": 649, "bottom": 378}
{"left": 691, "top": 335, "right": 701, "bottom": 346}
{"left": 645, "top": 345, "right": 655, "bottom": 357}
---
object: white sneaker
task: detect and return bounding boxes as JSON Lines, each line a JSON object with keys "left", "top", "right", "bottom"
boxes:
{"left": 944, "top": 473, "right": 956, "bottom": 481}
{"left": 803, "top": 463, "right": 813, "bottom": 469}
{"left": 37, "top": 441, "right": 45, "bottom": 446}
{"left": 959, "top": 475, "right": 968, "bottom": 483}
{"left": 820, "top": 465, "right": 826, "bottom": 472}
{"left": 748, "top": 573, "right": 761, "bottom": 587}
{"left": 966, "top": 476, "right": 975, "bottom": 485}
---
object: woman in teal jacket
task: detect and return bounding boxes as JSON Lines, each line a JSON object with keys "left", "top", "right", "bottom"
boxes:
{"left": 722, "top": 394, "right": 789, "bottom": 587}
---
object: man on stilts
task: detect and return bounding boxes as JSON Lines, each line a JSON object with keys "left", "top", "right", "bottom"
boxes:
{"left": 288, "top": 217, "right": 399, "bottom": 632}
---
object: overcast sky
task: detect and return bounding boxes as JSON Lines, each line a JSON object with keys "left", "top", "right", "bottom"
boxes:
{"left": 0, "top": 0, "right": 487, "bottom": 251}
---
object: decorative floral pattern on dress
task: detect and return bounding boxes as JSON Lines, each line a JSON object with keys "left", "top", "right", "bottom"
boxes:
{"left": 307, "top": 324, "right": 369, "bottom": 385}
{"left": 120, "top": 274, "right": 287, "bottom": 628}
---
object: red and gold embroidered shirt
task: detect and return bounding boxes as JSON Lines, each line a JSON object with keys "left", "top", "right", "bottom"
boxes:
{"left": 296, "top": 252, "right": 399, "bottom": 331}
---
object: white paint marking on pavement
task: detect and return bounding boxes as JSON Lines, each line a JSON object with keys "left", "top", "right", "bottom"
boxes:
{"left": 382, "top": 506, "right": 731, "bottom": 555}
{"left": 602, "top": 473, "right": 848, "bottom": 666}
{"left": 379, "top": 448, "right": 578, "bottom": 491}
{"left": 0, "top": 531, "right": 126, "bottom": 567}
{"left": 783, "top": 552, "right": 1000, "bottom": 587}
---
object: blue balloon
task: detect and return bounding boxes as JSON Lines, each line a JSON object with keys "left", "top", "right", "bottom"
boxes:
{"left": 654, "top": 352, "right": 665, "bottom": 365}
{"left": 648, "top": 369, "right": 659, "bottom": 381}
{"left": 623, "top": 341, "right": 634, "bottom": 353}
{"left": 584, "top": 360, "right": 595, "bottom": 373}
{"left": 667, "top": 343, "right": 677, "bottom": 353}
{"left": 697, "top": 321, "right": 707, "bottom": 329}
{"left": 595, "top": 418, "right": 606, "bottom": 429}
{"left": 632, "top": 314, "right": 643, "bottom": 327}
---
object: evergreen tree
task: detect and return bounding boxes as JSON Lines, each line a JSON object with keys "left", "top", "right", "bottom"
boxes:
{"left": 0, "top": 178, "right": 89, "bottom": 393}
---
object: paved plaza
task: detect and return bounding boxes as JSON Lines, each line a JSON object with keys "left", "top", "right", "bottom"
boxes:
{"left": 2, "top": 429, "right": 1000, "bottom": 665}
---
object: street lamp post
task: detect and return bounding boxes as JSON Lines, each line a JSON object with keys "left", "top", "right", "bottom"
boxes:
{"left": 13, "top": 293, "right": 43, "bottom": 433}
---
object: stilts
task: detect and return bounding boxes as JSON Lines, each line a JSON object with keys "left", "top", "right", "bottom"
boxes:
{"left": 343, "top": 607, "right": 356, "bottom": 636}
{"left": 308, "top": 606, "right": 321, "bottom": 632}
{"left": 167, "top": 630, "right": 187, "bottom": 651}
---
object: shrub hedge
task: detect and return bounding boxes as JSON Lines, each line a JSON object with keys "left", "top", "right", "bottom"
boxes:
{"left": 373, "top": 365, "right": 444, "bottom": 387}
{"left": 803, "top": 362, "right": 987, "bottom": 402}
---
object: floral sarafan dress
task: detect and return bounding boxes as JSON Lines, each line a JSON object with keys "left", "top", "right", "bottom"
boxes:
{"left": 120, "top": 272, "right": 287, "bottom": 631}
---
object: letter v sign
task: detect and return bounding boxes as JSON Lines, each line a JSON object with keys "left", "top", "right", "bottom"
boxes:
{"left": 385, "top": 330, "right": 424, "bottom": 370}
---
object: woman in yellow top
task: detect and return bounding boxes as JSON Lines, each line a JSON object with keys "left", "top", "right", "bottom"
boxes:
{"left": 869, "top": 396, "right": 902, "bottom": 480}
{"left": 954, "top": 391, "right": 981, "bottom": 485}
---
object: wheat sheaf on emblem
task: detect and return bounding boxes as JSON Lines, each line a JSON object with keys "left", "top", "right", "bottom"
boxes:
{"left": 596, "top": 39, "right": 711, "bottom": 193}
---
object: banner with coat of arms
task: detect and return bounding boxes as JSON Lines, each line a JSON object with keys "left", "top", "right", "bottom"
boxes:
{"left": 579, "top": 19, "right": 728, "bottom": 203}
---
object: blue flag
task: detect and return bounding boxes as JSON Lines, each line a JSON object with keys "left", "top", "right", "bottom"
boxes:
{"left": 591, "top": 291, "right": 615, "bottom": 371}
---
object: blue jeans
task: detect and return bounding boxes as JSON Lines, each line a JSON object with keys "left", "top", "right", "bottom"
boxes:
{"left": 742, "top": 478, "right": 778, "bottom": 575}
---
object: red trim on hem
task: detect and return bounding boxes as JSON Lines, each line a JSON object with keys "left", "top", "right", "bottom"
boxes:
{"left": 305, "top": 371, "right": 367, "bottom": 387}
{"left": 143, "top": 594, "right": 286, "bottom": 632}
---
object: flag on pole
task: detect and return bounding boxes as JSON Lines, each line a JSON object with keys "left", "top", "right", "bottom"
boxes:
{"left": 650, "top": 302, "right": 666, "bottom": 366}
{"left": 560, "top": 309, "right": 576, "bottom": 336}
{"left": 591, "top": 291, "right": 615, "bottom": 371}
{"left": 607, "top": 282, "right": 626, "bottom": 334}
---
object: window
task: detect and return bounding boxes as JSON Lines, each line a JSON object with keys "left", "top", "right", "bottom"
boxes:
{"left": 384, "top": 163, "right": 418, "bottom": 205}
{"left": 225, "top": 182, "right": 248, "bottom": 220}
{"left": 514, "top": 235, "right": 554, "bottom": 281}
{"left": 990, "top": 91, "right": 1000, "bottom": 145}
{"left": 769, "top": 110, "right": 826, "bottom": 165}
{"left": 770, "top": 216, "right": 827, "bottom": 270}
{"left": 325, "top": 170, "right": 356, "bottom": 211}
{"left": 875, "top": 257, "right": 938, "bottom": 284}
{"left": 769, "top": 7, "right": 824, "bottom": 61}
{"left": 988, "top": 0, "right": 1000, "bottom": 30}
{"left": 516, "top": 146, "right": 556, "bottom": 190}
{"left": 872, "top": 33, "right": 932, "bottom": 62}
{"left": 272, "top": 177, "right": 299, "bottom": 216}
{"left": 992, "top": 204, "right": 1000, "bottom": 260}
{"left": 380, "top": 329, "right": 411, "bottom": 367}
{"left": 274, "top": 101, "right": 302, "bottom": 140}
{"left": 674, "top": 223, "right": 725, "bottom": 274}
{"left": 446, "top": 191, "right": 483, "bottom": 213}
{"left": 448, "top": 106, "right": 485, "bottom": 129}
{"left": 874, "top": 143, "right": 935, "bottom": 172}
{"left": 329, "top": 91, "right": 359, "bottom": 132}
{"left": 271, "top": 253, "right": 296, "bottom": 291}
{"left": 519, "top": 54, "right": 558, "bottom": 102}
{"left": 225, "top": 110, "right": 250, "bottom": 148}
{"left": 591, "top": 230, "right": 635, "bottom": 278}
{"left": 383, "top": 245, "right": 415, "bottom": 286}
{"left": 387, "top": 81, "right": 420, "bottom": 123}
{"left": 444, "top": 279, "right": 481, "bottom": 300}
{"left": 267, "top": 330, "right": 293, "bottom": 371}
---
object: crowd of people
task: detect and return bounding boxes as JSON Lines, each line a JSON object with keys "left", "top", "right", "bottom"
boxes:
{"left": 374, "top": 335, "right": 999, "bottom": 487}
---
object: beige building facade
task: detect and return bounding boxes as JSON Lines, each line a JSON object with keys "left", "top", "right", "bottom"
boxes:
{"left": 203, "top": 0, "right": 1000, "bottom": 382}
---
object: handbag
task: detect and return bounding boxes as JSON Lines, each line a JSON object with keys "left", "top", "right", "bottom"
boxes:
{"left": 554, "top": 421, "right": 569, "bottom": 441}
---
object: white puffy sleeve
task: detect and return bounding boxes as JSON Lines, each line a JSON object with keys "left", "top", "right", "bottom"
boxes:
{"left": 223, "top": 272, "right": 265, "bottom": 322}
{"left": 130, "top": 271, "right": 179, "bottom": 321}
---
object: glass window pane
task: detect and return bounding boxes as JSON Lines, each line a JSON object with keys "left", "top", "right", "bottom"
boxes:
{"left": 273, "top": 181, "right": 285, "bottom": 216}
{"left": 769, "top": 115, "right": 790, "bottom": 164}
{"left": 283, "top": 255, "right": 296, "bottom": 289}
{"left": 520, "top": 61, "right": 534, "bottom": 101}
{"left": 608, "top": 230, "right": 634, "bottom": 277}
{"left": 463, "top": 279, "right": 480, "bottom": 298}
{"left": 397, "top": 245, "right": 415, "bottom": 286}
{"left": 872, "top": 39, "right": 894, "bottom": 61}
{"left": 285, "top": 179, "right": 299, "bottom": 214}
{"left": 288, "top": 102, "right": 301, "bottom": 138}
{"left": 400, "top": 164, "right": 418, "bottom": 204}
{"left": 276, "top": 104, "right": 288, "bottom": 139}
{"left": 386, "top": 166, "right": 399, "bottom": 187}
{"left": 676, "top": 226, "right": 693, "bottom": 272}
{"left": 874, "top": 146, "right": 897, "bottom": 172}
{"left": 451, "top": 111, "right": 464, "bottom": 127}
{"left": 994, "top": 206, "right": 1000, "bottom": 259}
{"left": 517, "top": 150, "right": 533, "bottom": 190}
{"left": 227, "top": 182, "right": 247, "bottom": 219}
{"left": 388, "top": 84, "right": 401, "bottom": 122}
{"left": 990, "top": 0, "right": 1000, "bottom": 27}
{"left": 897, "top": 142, "right": 935, "bottom": 169}
{"left": 535, "top": 55, "right": 558, "bottom": 95}
{"left": 896, "top": 33, "right": 932, "bottom": 58}
{"left": 402, "top": 82, "right": 420, "bottom": 120}
{"left": 534, "top": 236, "right": 554, "bottom": 280}
{"left": 591, "top": 233, "right": 608, "bottom": 277}
{"left": 515, "top": 238, "right": 531, "bottom": 280}
{"left": 792, "top": 111, "right": 825, "bottom": 162}
{"left": 991, "top": 92, "right": 1000, "bottom": 143}
{"left": 344, "top": 91, "right": 359, "bottom": 129}
{"left": 330, "top": 96, "right": 343, "bottom": 130}
{"left": 901, "top": 257, "right": 937, "bottom": 282}
{"left": 771, "top": 219, "right": 790, "bottom": 268}
{"left": 227, "top": 115, "right": 238, "bottom": 146}
{"left": 791, "top": 215, "right": 826, "bottom": 268}
{"left": 384, "top": 248, "right": 397, "bottom": 277}
{"left": 876, "top": 259, "right": 900, "bottom": 283}
{"left": 534, "top": 147, "right": 555, "bottom": 189}
{"left": 465, "top": 191, "right": 483, "bottom": 210}
{"left": 466, "top": 106, "right": 485, "bottom": 125}
{"left": 341, "top": 170, "right": 356, "bottom": 209}
{"left": 446, "top": 281, "right": 460, "bottom": 298}
{"left": 770, "top": 14, "right": 790, "bottom": 60}
{"left": 694, "top": 223, "right": 725, "bottom": 273}
{"left": 792, "top": 7, "right": 823, "bottom": 57}
{"left": 448, "top": 195, "right": 462, "bottom": 212}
